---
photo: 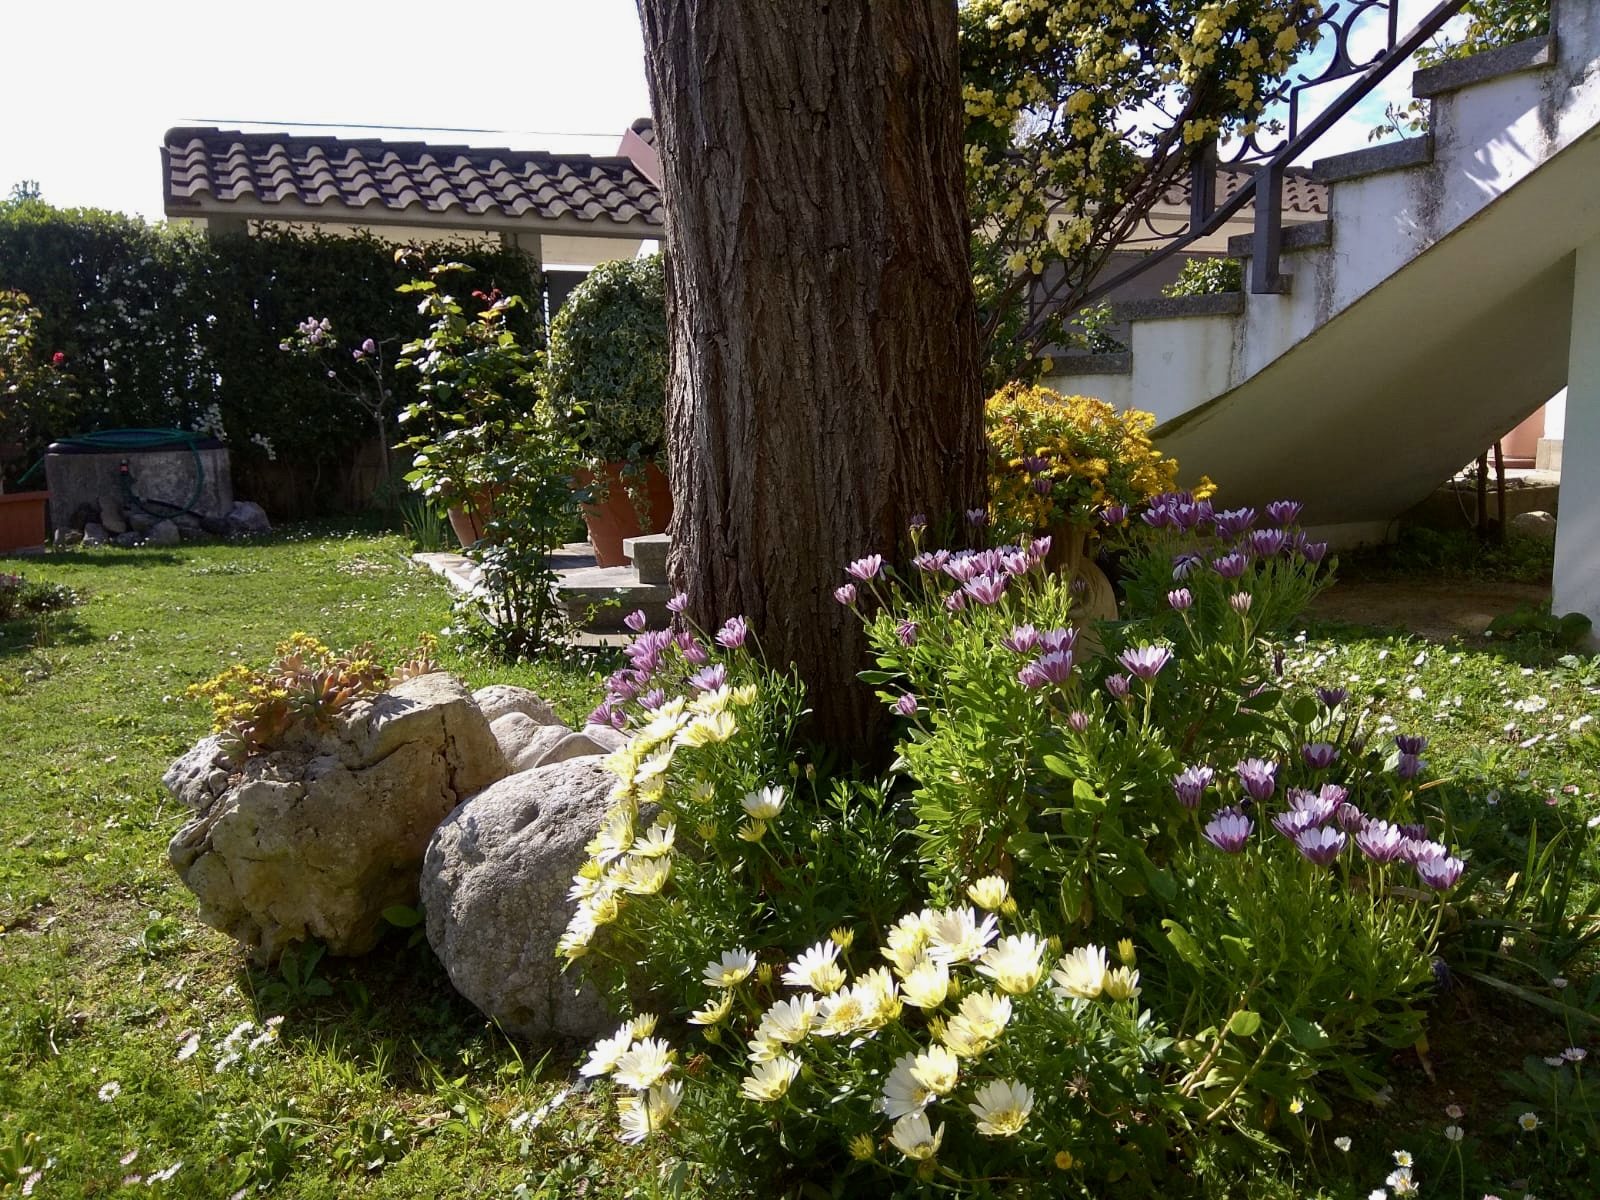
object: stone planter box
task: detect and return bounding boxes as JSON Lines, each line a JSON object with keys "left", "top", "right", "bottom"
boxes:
{"left": 0, "top": 491, "right": 48, "bottom": 552}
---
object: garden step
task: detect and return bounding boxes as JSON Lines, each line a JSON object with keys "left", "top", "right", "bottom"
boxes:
{"left": 554, "top": 565, "right": 672, "bottom": 632}
{"left": 622, "top": 533, "right": 670, "bottom": 584}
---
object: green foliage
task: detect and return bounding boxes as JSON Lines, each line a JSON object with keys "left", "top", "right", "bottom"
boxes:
{"left": 396, "top": 266, "right": 580, "bottom": 659}
{"left": 0, "top": 289, "right": 78, "bottom": 458}
{"left": 1163, "top": 256, "right": 1243, "bottom": 298}
{"left": 562, "top": 497, "right": 1476, "bottom": 1193}
{"left": 184, "top": 631, "right": 439, "bottom": 757}
{"left": 0, "top": 571, "right": 77, "bottom": 623}
{"left": 0, "top": 196, "right": 537, "bottom": 498}
{"left": 1486, "top": 603, "right": 1593, "bottom": 651}
{"left": 545, "top": 255, "right": 667, "bottom": 471}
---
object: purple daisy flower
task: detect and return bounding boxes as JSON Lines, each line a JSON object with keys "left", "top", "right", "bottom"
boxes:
{"left": 1315, "top": 686, "right": 1348, "bottom": 709}
{"left": 846, "top": 554, "right": 884, "bottom": 582}
{"left": 1119, "top": 645, "right": 1173, "bottom": 681}
{"left": 963, "top": 573, "right": 1009, "bottom": 606}
{"left": 716, "top": 615, "right": 750, "bottom": 649}
{"left": 1272, "top": 809, "right": 1318, "bottom": 840}
{"left": 1265, "top": 499, "right": 1304, "bottom": 527}
{"left": 638, "top": 688, "right": 667, "bottom": 711}
{"left": 1040, "top": 627, "right": 1078, "bottom": 655}
{"left": 1034, "top": 650, "right": 1075, "bottom": 684}
{"left": 1027, "top": 534, "right": 1053, "bottom": 563}
{"left": 1017, "top": 662, "right": 1048, "bottom": 690}
{"left": 1172, "top": 552, "right": 1204, "bottom": 581}
{"left": 1236, "top": 758, "right": 1278, "bottom": 802}
{"left": 1333, "top": 801, "right": 1366, "bottom": 832}
{"left": 1168, "top": 588, "right": 1193, "bottom": 611}
{"left": 1172, "top": 765, "right": 1215, "bottom": 809}
{"left": 965, "top": 508, "right": 989, "bottom": 529}
{"left": 1295, "top": 826, "right": 1347, "bottom": 866}
{"left": 1416, "top": 855, "right": 1466, "bottom": 890}
{"left": 896, "top": 619, "right": 919, "bottom": 646}
{"left": 1397, "top": 752, "right": 1426, "bottom": 780}
{"left": 1213, "top": 552, "right": 1249, "bottom": 579}
{"left": 1102, "top": 504, "right": 1128, "bottom": 525}
{"left": 1249, "top": 528, "right": 1289, "bottom": 557}
{"left": 1302, "top": 742, "right": 1339, "bottom": 770}
{"left": 1204, "top": 809, "right": 1253, "bottom": 853}
{"left": 1395, "top": 733, "right": 1429, "bottom": 756}
{"left": 1212, "top": 507, "right": 1258, "bottom": 538}
{"left": 1104, "top": 673, "right": 1131, "bottom": 699}
{"left": 1066, "top": 710, "right": 1090, "bottom": 732}
{"left": 1300, "top": 540, "right": 1329, "bottom": 564}
{"left": 688, "top": 664, "right": 728, "bottom": 693}
{"left": 1355, "top": 820, "right": 1405, "bottom": 863}
{"left": 667, "top": 592, "right": 689, "bottom": 614}
{"left": 1230, "top": 592, "right": 1254, "bottom": 614}
{"left": 834, "top": 583, "right": 858, "bottom": 606}
{"left": 944, "top": 590, "right": 967, "bottom": 613}
{"left": 894, "top": 693, "right": 919, "bottom": 717}
{"left": 1001, "top": 623, "right": 1040, "bottom": 654}
{"left": 623, "top": 609, "right": 650, "bottom": 633}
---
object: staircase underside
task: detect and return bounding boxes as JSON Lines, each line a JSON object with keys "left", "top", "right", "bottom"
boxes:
{"left": 1158, "top": 122, "right": 1600, "bottom": 525}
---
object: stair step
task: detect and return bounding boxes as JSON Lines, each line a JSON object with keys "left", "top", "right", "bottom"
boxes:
{"left": 1313, "top": 135, "right": 1434, "bottom": 184}
{"left": 1114, "top": 292, "right": 1243, "bottom": 322}
{"left": 1228, "top": 219, "right": 1332, "bottom": 259}
{"left": 1049, "top": 351, "right": 1131, "bottom": 377}
{"left": 1413, "top": 34, "right": 1557, "bottom": 99}
{"left": 554, "top": 565, "right": 672, "bottom": 632}
{"left": 622, "top": 532, "right": 669, "bottom": 584}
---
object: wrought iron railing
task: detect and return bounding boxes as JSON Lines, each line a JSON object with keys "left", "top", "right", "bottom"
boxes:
{"left": 1025, "top": 0, "right": 1472, "bottom": 341}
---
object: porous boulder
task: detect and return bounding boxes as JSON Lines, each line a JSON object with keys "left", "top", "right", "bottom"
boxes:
{"left": 166, "top": 672, "right": 510, "bottom": 963}
{"left": 421, "top": 756, "right": 616, "bottom": 1042}
{"left": 1508, "top": 510, "right": 1557, "bottom": 543}
{"left": 472, "top": 684, "right": 561, "bottom": 727}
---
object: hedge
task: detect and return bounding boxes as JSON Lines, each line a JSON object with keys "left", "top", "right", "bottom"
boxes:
{"left": 0, "top": 196, "right": 541, "bottom": 508}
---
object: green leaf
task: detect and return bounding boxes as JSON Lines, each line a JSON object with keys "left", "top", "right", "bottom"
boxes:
{"left": 1228, "top": 1010, "right": 1263, "bottom": 1038}
{"left": 1072, "top": 778, "right": 1104, "bottom": 808}
{"left": 856, "top": 670, "right": 897, "bottom": 686}
{"left": 1042, "top": 754, "right": 1075, "bottom": 778}
{"left": 1289, "top": 695, "right": 1320, "bottom": 725}
{"left": 1287, "top": 1016, "right": 1330, "bottom": 1049}
{"left": 1161, "top": 920, "right": 1208, "bottom": 971}
{"left": 383, "top": 905, "right": 424, "bottom": 928}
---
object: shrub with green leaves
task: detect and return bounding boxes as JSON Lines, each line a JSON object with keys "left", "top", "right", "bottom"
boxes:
{"left": 559, "top": 494, "right": 1468, "bottom": 1194}
{"left": 545, "top": 255, "right": 667, "bottom": 473}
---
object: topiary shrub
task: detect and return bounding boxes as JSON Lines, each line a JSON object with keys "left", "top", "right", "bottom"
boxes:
{"left": 545, "top": 255, "right": 667, "bottom": 473}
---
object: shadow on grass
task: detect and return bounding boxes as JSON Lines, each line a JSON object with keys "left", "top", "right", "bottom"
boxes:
{"left": 0, "top": 610, "right": 95, "bottom": 662}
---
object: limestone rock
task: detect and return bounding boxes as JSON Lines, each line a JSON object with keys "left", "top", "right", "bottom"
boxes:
{"left": 165, "top": 672, "right": 509, "bottom": 963}
{"left": 472, "top": 684, "right": 561, "bottom": 727}
{"left": 578, "top": 723, "right": 628, "bottom": 754}
{"left": 82, "top": 522, "right": 107, "bottom": 546}
{"left": 99, "top": 496, "right": 128, "bottom": 535}
{"left": 490, "top": 712, "right": 572, "bottom": 773}
{"left": 1508, "top": 510, "right": 1557, "bottom": 543}
{"left": 226, "top": 500, "right": 272, "bottom": 536}
{"left": 540, "top": 730, "right": 616, "bottom": 766}
{"left": 421, "top": 758, "right": 616, "bottom": 1042}
{"left": 147, "top": 520, "right": 182, "bottom": 547}
{"left": 127, "top": 511, "right": 159, "bottom": 534}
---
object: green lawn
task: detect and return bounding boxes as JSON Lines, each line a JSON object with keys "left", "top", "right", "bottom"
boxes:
{"left": 1, "top": 528, "right": 1596, "bottom": 1198}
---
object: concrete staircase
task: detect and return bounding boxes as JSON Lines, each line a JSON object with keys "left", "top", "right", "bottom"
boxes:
{"left": 1046, "top": 1, "right": 1600, "bottom": 549}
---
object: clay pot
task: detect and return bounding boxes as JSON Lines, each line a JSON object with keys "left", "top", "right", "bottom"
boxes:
{"left": 446, "top": 486, "right": 500, "bottom": 550}
{"left": 575, "top": 462, "right": 672, "bottom": 568}
{"left": 1046, "top": 524, "right": 1118, "bottom": 623}
{"left": 0, "top": 491, "right": 49, "bottom": 552}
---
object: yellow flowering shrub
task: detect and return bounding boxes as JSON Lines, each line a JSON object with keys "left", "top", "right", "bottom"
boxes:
{"left": 187, "top": 632, "right": 438, "bottom": 756}
{"left": 960, "top": 0, "right": 1322, "bottom": 373}
{"left": 984, "top": 383, "right": 1212, "bottom": 540}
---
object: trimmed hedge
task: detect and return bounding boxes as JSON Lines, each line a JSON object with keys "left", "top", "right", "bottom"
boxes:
{"left": 0, "top": 197, "right": 540, "bottom": 508}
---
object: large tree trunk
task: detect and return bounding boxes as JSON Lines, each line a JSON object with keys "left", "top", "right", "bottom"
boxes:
{"left": 637, "top": 0, "right": 983, "bottom": 756}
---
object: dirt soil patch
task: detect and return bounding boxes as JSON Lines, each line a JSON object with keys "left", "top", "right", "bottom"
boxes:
{"left": 1307, "top": 579, "right": 1550, "bottom": 642}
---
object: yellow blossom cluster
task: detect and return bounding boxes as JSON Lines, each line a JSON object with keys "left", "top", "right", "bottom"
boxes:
{"left": 984, "top": 383, "right": 1213, "bottom": 539}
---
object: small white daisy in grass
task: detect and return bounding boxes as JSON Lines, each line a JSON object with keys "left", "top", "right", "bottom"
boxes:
{"left": 755, "top": 995, "right": 816, "bottom": 1045}
{"left": 612, "top": 1037, "right": 675, "bottom": 1091}
{"left": 688, "top": 991, "right": 734, "bottom": 1026}
{"left": 929, "top": 906, "right": 998, "bottom": 964}
{"left": 1051, "top": 944, "right": 1109, "bottom": 1000}
{"left": 881, "top": 1052, "right": 936, "bottom": 1119}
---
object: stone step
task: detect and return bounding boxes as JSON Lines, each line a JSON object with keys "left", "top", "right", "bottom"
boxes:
{"left": 622, "top": 533, "right": 670, "bottom": 584}
{"left": 554, "top": 565, "right": 671, "bottom": 632}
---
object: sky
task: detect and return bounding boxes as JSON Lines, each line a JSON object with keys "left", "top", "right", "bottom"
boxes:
{"left": 0, "top": 0, "right": 653, "bottom": 220}
{"left": 0, "top": 0, "right": 1440, "bottom": 224}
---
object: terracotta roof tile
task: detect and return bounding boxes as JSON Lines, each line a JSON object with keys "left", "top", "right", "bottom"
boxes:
{"left": 1163, "top": 164, "right": 1328, "bottom": 216}
{"left": 163, "top": 127, "right": 664, "bottom": 229}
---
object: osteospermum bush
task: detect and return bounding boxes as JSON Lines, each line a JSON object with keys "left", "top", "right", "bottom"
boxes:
{"left": 564, "top": 496, "right": 1476, "bottom": 1192}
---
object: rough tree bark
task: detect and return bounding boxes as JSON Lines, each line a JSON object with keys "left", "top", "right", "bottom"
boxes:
{"left": 636, "top": 0, "right": 984, "bottom": 756}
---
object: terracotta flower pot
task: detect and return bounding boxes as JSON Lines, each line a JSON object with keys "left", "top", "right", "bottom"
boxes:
{"left": 446, "top": 485, "right": 500, "bottom": 550}
{"left": 0, "top": 491, "right": 48, "bottom": 552}
{"left": 576, "top": 462, "right": 672, "bottom": 568}
{"left": 1046, "top": 523, "right": 1119, "bottom": 624}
